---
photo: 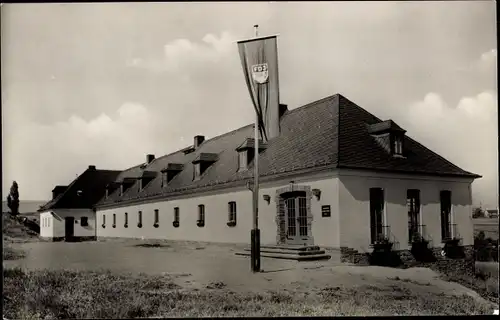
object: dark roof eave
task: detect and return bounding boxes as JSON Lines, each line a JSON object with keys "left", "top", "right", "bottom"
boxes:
{"left": 95, "top": 163, "right": 339, "bottom": 210}
{"left": 337, "top": 165, "right": 481, "bottom": 179}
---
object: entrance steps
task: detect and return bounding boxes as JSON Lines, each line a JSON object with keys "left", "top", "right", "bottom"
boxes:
{"left": 235, "top": 244, "right": 331, "bottom": 261}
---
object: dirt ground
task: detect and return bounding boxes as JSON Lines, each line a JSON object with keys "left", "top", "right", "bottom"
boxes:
{"left": 4, "top": 238, "right": 497, "bottom": 309}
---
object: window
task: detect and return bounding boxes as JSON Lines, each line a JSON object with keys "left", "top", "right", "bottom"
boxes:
{"left": 102, "top": 214, "right": 106, "bottom": 227}
{"left": 119, "top": 185, "right": 123, "bottom": 196}
{"left": 138, "top": 211, "right": 143, "bottom": 228}
{"left": 440, "top": 190, "right": 452, "bottom": 240}
{"left": 154, "top": 209, "right": 159, "bottom": 227}
{"left": 194, "top": 163, "right": 201, "bottom": 180}
{"left": 370, "top": 188, "right": 385, "bottom": 244}
{"left": 81, "top": 217, "right": 89, "bottom": 227}
{"left": 112, "top": 214, "right": 116, "bottom": 228}
{"left": 228, "top": 202, "right": 237, "bottom": 225}
{"left": 197, "top": 205, "right": 205, "bottom": 227}
{"left": 161, "top": 173, "right": 167, "bottom": 188}
{"left": 407, "top": 189, "right": 420, "bottom": 243}
{"left": 124, "top": 212, "right": 128, "bottom": 227}
{"left": 238, "top": 152, "right": 247, "bottom": 171}
{"left": 394, "top": 136, "right": 403, "bottom": 155}
{"left": 174, "top": 208, "right": 180, "bottom": 222}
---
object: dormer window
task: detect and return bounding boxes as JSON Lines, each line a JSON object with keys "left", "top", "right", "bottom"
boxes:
{"left": 161, "top": 163, "right": 184, "bottom": 187}
{"left": 236, "top": 138, "right": 267, "bottom": 171}
{"left": 367, "top": 120, "right": 406, "bottom": 157}
{"left": 192, "top": 153, "right": 218, "bottom": 180}
{"left": 137, "top": 171, "right": 156, "bottom": 191}
{"left": 393, "top": 135, "right": 403, "bottom": 156}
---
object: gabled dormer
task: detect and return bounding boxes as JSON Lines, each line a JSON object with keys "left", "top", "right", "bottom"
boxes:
{"left": 236, "top": 138, "right": 268, "bottom": 171}
{"left": 161, "top": 163, "right": 184, "bottom": 187}
{"left": 367, "top": 120, "right": 406, "bottom": 157}
{"left": 137, "top": 171, "right": 157, "bottom": 191}
{"left": 192, "top": 153, "right": 218, "bottom": 180}
{"left": 105, "top": 182, "right": 120, "bottom": 199}
{"left": 119, "top": 178, "right": 136, "bottom": 196}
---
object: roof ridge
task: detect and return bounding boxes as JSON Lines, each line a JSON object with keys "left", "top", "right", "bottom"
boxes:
{"left": 284, "top": 93, "right": 340, "bottom": 115}
{"left": 38, "top": 168, "right": 90, "bottom": 211}
{"left": 122, "top": 124, "right": 255, "bottom": 172}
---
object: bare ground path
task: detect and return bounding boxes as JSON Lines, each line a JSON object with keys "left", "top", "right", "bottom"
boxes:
{"left": 3, "top": 238, "right": 496, "bottom": 310}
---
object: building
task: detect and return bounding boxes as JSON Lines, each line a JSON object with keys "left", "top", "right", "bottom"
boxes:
{"left": 39, "top": 94, "right": 481, "bottom": 255}
{"left": 38, "top": 167, "right": 120, "bottom": 241}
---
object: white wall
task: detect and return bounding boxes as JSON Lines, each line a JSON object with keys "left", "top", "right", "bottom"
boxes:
{"left": 39, "top": 210, "right": 53, "bottom": 238}
{"left": 97, "top": 170, "right": 341, "bottom": 248}
{"left": 39, "top": 209, "right": 95, "bottom": 238}
{"left": 339, "top": 169, "right": 475, "bottom": 252}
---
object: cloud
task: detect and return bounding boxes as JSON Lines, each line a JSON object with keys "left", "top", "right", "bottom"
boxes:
{"left": 128, "top": 31, "right": 237, "bottom": 73}
{"left": 481, "top": 48, "right": 497, "bottom": 63}
{"left": 2, "top": 102, "right": 190, "bottom": 200}
{"left": 400, "top": 91, "right": 498, "bottom": 208}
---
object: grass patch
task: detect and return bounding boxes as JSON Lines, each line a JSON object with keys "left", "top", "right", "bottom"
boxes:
{"left": 134, "top": 243, "right": 171, "bottom": 248}
{"left": 3, "top": 268, "right": 495, "bottom": 318}
{"left": 3, "top": 245, "right": 26, "bottom": 260}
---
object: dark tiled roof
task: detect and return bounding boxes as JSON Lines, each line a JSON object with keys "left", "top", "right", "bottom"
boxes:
{"left": 38, "top": 168, "right": 121, "bottom": 211}
{"left": 367, "top": 120, "right": 406, "bottom": 134}
{"left": 95, "top": 93, "right": 480, "bottom": 208}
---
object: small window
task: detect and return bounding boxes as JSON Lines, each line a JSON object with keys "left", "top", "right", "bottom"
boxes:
{"left": 161, "top": 173, "right": 167, "bottom": 188}
{"left": 228, "top": 202, "right": 237, "bottom": 223}
{"left": 124, "top": 212, "right": 128, "bottom": 227}
{"left": 197, "top": 205, "right": 205, "bottom": 227}
{"left": 81, "top": 217, "right": 89, "bottom": 227}
{"left": 138, "top": 211, "right": 143, "bottom": 228}
{"left": 102, "top": 214, "right": 106, "bottom": 227}
{"left": 112, "top": 214, "right": 116, "bottom": 228}
{"left": 394, "top": 136, "right": 403, "bottom": 155}
{"left": 238, "top": 152, "right": 247, "bottom": 171}
{"left": 119, "top": 185, "right": 123, "bottom": 196}
{"left": 154, "top": 209, "right": 159, "bottom": 227}
{"left": 440, "top": 190, "right": 452, "bottom": 240}
{"left": 194, "top": 163, "right": 201, "bottom": 180}
{"left": 173, "top": 207, "right": 180, "bottom": 227}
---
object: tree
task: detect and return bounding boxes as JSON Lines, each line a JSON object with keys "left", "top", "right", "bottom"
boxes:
{"left": 7, "top": 181, "right": 20, "bottom": 216}
{"left": 472, "top": 206, "right": 485, "bottom": 219}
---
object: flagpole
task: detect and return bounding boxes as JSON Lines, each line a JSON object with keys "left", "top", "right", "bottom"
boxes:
{"left": 251, "top": 24, "right": 261, "bottom": 273}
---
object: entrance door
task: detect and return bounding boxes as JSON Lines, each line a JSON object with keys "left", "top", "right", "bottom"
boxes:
{"left": 65, "top": 217, "right": 75, "bottom": 242}
{"left": 284, "top": 191, "right": 309, "bottom": 245}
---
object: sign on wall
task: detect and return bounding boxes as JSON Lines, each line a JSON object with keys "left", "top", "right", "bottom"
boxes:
{"left": 322, "top": 205, "right": 331, "bottom": 217}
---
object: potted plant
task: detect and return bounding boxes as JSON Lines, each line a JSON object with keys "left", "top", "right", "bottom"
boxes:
{"left": 153, "top": 223, "right": 159, "bottom": 228}
{"left": 196, "top": 220, "right": 205, "bottom": 227}
{"left": 102, "top": 224, "right": 106, "bottom": 229}
{"left": 411, "top": 232, "right": 435, "bottom": 262}
{"left": 172, "top": 221, "right": 179, "bottom": 228}
{"left": 227, "top": 220, "right": 236, "bottom": 227}
{"left": 137, "top": 222, "right": 143, "bottom": 228}
{"left": 124, "top": 223, "right": 128, "bottom": 228}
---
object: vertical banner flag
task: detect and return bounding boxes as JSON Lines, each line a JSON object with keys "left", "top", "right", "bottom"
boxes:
{"left": 237, "top": 35, "right": 280, "bottom": 141}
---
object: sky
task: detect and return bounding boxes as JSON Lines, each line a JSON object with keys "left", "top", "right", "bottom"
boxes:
{"left": 1, "top": 2, "right": 498, "bottom": 208}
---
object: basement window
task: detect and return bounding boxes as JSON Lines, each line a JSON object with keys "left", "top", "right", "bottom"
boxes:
{"left": 81, "top": 217, "right": 89, "bottom": 227}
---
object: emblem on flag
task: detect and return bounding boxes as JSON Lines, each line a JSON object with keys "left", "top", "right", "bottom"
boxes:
{"left": 251, "top": 63, "right": 269, "bottom": 84}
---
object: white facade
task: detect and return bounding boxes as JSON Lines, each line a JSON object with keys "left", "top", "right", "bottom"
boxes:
{"left": 95, "top": 168, "right": 474, "bottom": 252}
{"left": 39, "top": 209, "right": 96, "bottom": 239}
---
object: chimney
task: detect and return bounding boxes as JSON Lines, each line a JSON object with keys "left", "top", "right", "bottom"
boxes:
{"left": 194, "top": 135, "right": 205, "bottom": 148}
{"left": 52, "top": 185, "right": 68, "bottom": 199}
{"left": 146, "top": 154, "right": 155, "bottom": 164}
{"left": 88, "top": 165, "right": 96, "bottom": 170}
{"left": 279, "top": 104, "right": 288, "bottom": 118}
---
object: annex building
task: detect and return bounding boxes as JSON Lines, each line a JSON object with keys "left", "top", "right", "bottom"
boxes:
{"left": 38, "top": 94, "right": 481, "bottom": 255}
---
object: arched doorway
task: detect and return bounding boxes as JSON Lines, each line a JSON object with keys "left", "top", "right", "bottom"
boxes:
{"left": 275, "top": 184, "right": 314, "bottom": 246}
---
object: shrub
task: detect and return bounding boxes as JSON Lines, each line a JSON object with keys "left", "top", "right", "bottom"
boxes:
{"left": 410, "top": 233, "right": 436, "bottom": 263}
{"left": 369, "top": 238, "right": 402, "bottom": 267}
